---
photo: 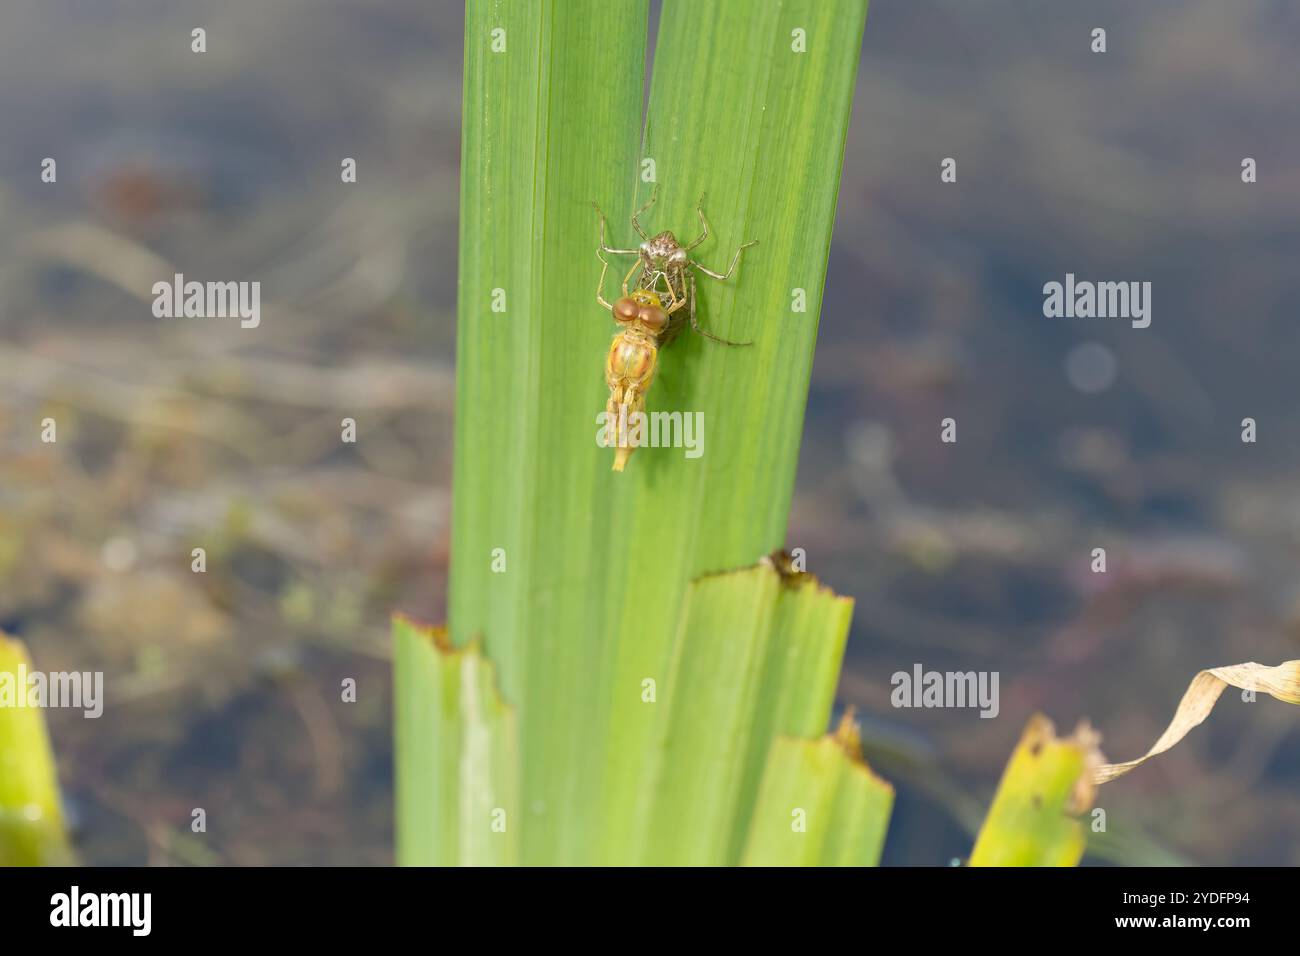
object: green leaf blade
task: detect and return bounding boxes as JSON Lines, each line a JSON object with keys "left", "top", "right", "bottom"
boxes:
{"left": 0, "top": 633, "right": 72, "bottom": 866}
{"left": 596, "top": 0, "right": 871, "bottom": 859}
{"left": 741, "top": 723, "right": 894, "bottom": 867}
{"left": 394, "top": 617, "right": 518, "bottom": 866}
{"left": 450, "top": 0, "right": 650, "bottom": 865}
{"left": 435, "top": 0, "right": 869, "bottom": 866}
{"left": 627, "top": 560, "right": 855, "bottom": 865}
{"left": 968, "top": 715, "right": 1100, "bottom": 867}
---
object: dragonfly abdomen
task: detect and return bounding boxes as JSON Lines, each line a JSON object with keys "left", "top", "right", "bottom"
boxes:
{"left": 605, "top": 329, "right": 658, "bottom": 472}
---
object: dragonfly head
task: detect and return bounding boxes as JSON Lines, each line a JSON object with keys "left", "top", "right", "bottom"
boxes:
{"left": 613, "top": 290, "right": 668, "bottom": 334}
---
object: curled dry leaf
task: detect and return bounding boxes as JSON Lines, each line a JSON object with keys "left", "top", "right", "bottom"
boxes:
{"left": 1094, "top": 660, "right": 1300, "bottom": 784}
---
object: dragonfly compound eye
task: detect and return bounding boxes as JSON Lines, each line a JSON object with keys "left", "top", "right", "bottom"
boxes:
{"left": 612, "top": 297, "right": 640, "bottom": 324}
{"left": 638, "top": 305, "right": 668, "bottom": 332}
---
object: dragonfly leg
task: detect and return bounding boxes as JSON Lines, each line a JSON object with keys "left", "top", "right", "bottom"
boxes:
{"left": 592, "top": 202, "right": 640, "bottom": 256}
{"left": 688, "top": 273, "right": 751, "bottom": 346}
{"left": 660, "top": 274, "right": 686, "bottom": 315}
{"left": 620, "top": 259, "right": 642, "bottom": 297}
{"left": 595, "top": 249, "right": 613, "bottom": 309}
{"left": 684, "top": 193, "right": 710, "bottom": 251}
{"left": 691, "top": 238, "right": 758, "bottom": 281}
{"left": 630, "top": 184, "right": 659, "bottom": 240}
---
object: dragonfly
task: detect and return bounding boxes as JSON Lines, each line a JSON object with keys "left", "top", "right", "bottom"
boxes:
{"left": 593, "top": 188, "right": 757, "bottom": 471}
